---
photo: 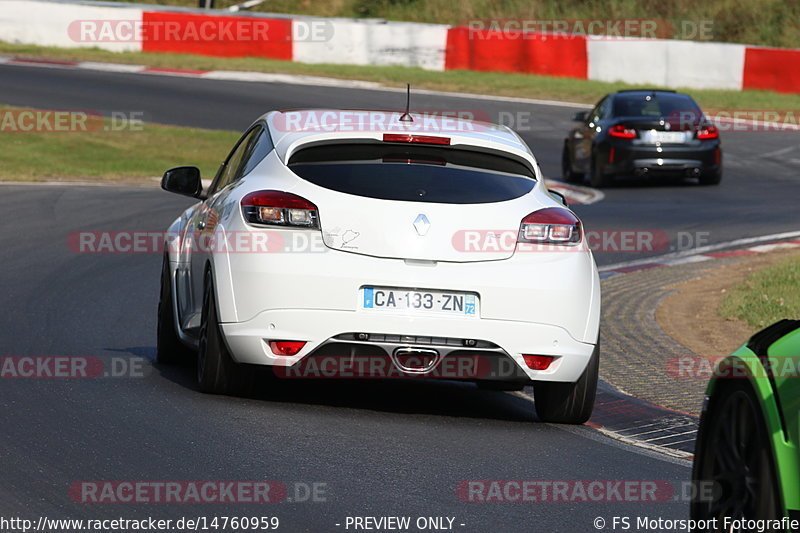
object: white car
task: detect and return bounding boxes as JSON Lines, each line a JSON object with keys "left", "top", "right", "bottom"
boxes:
{"left": 157, "top": 109, "right": 601, "bottom": 424}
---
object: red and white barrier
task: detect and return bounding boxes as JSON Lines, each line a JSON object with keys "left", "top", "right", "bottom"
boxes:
{"left": 1, "top": 0, "right": 799, "bottom": 95}
{"left": 444, "top": 27, "right": 587, "bottom": 78}
{"left": 588, "top": 39, "right": 745, "bottom": 91}
{"left": 0, "top": 0, "right": 142, "bottom": 52}
{"left": 292, "top": 19, "right": 448, "bottom": 70}
{"left": 743, "top": 47, "right": 800, "bottom": 94}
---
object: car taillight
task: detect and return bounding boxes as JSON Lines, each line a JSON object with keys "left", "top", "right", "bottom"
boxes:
{"left": 518, "top": 207, "right": 582, "bottom": 245}
{"left": 523, "top": 354, "right": 555, "bottom": 370}
{"left": 241, "top": 190, "right": 319, "bottom": 228}
{"left": 696, "top": 125, "right": 719, "bottom": 140}
{"left": 609, "top": 125, "right": 637, "bottom": 139}
{"left": 269, "top": 341, "right": 306, "bottom": 356}
{"left": 383, "top": 133, "right": 451, "bottom": 145}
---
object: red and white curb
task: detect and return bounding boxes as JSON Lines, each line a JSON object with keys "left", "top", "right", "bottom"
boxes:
{"left": 599, "top": 230, "right": 800, "bottom": 278}
{"left": 545, "top": 179, "right": 604, "bottom": 205}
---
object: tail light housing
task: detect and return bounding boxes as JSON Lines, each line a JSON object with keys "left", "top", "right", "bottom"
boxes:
{"left": 518, "top": 207, "right": 582, "bottom": 245}
{"left": 609, "top": 125, "right": 637, "bottom": 139}
{"left": 696, "top": 125, "right": 719, "bottom": 140}
{"left": 241, "top": 190, "right": 319, "bottom": 228}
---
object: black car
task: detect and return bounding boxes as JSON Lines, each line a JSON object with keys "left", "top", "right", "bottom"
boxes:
{"left": 562, "top": 89, "right": 722, "bottom": 187}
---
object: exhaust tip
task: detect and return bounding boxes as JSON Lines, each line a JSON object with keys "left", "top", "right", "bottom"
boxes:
{"left": 391, "top": 347, "right": 440, "bottom": 374}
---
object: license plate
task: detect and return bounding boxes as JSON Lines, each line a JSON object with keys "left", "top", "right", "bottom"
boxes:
{"left": 361, "top": 287, "right": 478, "bottom": 317}
{"left": 644, "top": 130, "right": 687, "bottom": 144}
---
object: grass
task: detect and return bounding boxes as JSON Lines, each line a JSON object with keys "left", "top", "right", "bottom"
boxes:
{"left": 102, "top": 0, "right": 800, "bottom": 49}
{"left": 720, "top": 252, "right": 800, "bottom": 328}
{"left": 3, "top": 41, "right": 800, "bottom": 113}
{"left": 0, "top": 105, "right": 238, "bottom": 181}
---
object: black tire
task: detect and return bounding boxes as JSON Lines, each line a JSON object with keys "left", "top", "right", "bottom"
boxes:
{"left": 197, "top": 270, "right": 249, "bottom": 395}
{"left": 588, "top": 155, "right": 608, "bottom": 188}
{"left": 534, "top": 343, "right": 599, "bottom": 424}
{"left": 156, "top": 253, "right": 194, "bottom": 365}
{"left": 699, "top": 170, "right": 722, "bottom": 186}
{"left": 561, "top": 145, "right": 584, "bottom": 183}
{"left": 690, "top": 379, "right": 780, "bottom": 526}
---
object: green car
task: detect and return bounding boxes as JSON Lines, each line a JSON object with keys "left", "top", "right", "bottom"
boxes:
{"left": 692, "top": 319, "right": 800, "bottom": 527}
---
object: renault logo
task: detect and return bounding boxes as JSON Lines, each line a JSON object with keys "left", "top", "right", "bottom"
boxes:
{"left": 413, "top": 214, "right": 431, "bottom": 236}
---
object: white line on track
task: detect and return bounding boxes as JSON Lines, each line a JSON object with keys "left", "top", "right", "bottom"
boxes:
{"left": 599, "top": 229, "right": 800, "bottom": 272}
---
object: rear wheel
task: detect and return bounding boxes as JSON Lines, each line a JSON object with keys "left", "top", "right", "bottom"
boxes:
{"left": 197, "top": 270, "right": 249, "bottom": 395}
{"left": 534, "top": 343, "right": 599, "bottom": 424}
{"left": 588, "top": 155, "right": 608, "bottom": 188}
{"left": 156, "top": 253, "right": 193, "bottom": 365}
{"left": 561, "top": 145, "right": 584, "bottom": 183}
{"left": 691, "top": 379, "right": 780, "bottom": 524}
{"left": 699, "top": 170, "right": 722, "bottom": 186}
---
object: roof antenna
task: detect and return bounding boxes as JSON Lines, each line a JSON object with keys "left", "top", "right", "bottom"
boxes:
{"left": 399, "top": 83, "right": 413, "bottom": 122}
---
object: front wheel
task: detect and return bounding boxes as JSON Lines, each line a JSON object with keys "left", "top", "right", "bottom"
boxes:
{"left": 690, "top": 379, "right": 780, "bottom": 524}
{"left": 534, "top": 343, "right": 599, "bottom": 424}
{"left": 197, "top": 271, "right": 249, "bottom": 395}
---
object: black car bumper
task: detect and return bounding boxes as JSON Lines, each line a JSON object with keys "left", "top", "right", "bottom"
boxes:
{"left": 601, "top": 140, "right": 721, "bottom": 178}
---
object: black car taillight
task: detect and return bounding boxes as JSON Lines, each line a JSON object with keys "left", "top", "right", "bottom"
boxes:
{"left": 696, "top": 125, "right": 719, "bottom": 140}
{"left": 608, "top": 124, "right": 637, "bottom": 139}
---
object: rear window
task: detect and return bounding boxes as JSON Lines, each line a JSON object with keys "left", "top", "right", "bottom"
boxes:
{"left": 612, "top": 93, "right": 701, "bottom": 118}
{"left": 287, "top": 143, "right": 535, "bottom": 204}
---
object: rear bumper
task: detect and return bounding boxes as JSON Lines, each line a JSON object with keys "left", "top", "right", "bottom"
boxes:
{"left": 221, "top": 309, "right": 596, "bottom": 383}
{"left": 602, "top": 140, "right": 721, "bottom": 177}
{"left": 215, "top": 244, "right": 601, "bottom": 383}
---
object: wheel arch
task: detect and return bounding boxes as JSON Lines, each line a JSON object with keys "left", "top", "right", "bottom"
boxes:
{"left": 206, "top": 242, "right": 239, "bottom": 324}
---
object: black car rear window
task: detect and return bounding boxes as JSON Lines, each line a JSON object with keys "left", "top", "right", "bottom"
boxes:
{"left": 612, "top": 93, "right": 702, "bottom": 118}
{"left": 287, "top": 143, "right": 535, "bottom": 204}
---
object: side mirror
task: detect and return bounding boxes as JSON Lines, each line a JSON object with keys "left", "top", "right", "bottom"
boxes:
{"left": 161, "top": 166, "right": 203, "bottom": 198}
{"left": 572, "top": 111, "right": 588, "bottom": 122}
{"left": 549, "top": 189, "right": 569, "bottom": 206}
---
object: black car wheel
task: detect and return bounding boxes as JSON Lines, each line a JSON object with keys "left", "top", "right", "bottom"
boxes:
{"left": 691, "top": 379, "right": 780, "bottom": 526}
{"left": 561, "top": 145, "right": 584, "bottom": 183}
{"left": 699, "top": 169, "right": 722, "bottom": 186}
{"left": 534, "top": 343, "right": 599, "bottom": 424}
{"left": 197, "top": 270, "right": 250, "bottom": 395}
{"left": 588, "top": 155, "right": 608, "bottom": 188}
